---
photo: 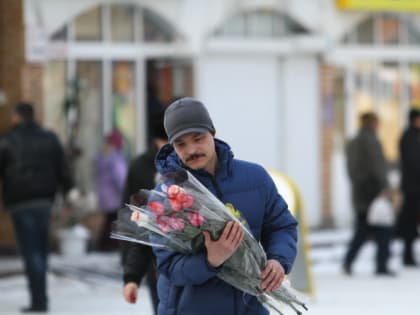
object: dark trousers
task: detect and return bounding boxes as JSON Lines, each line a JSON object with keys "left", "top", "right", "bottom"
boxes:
{"left": 344, "top": 213, "right": 392, "bottom": 273}
{"left": 397, "top": 192, "right": 420, "bottom": 262}
{"left": 10, "top": 200, "right": 52, "bottom": 308}
{"left": 98, "top": 211, "right": 119, "bottom": 251}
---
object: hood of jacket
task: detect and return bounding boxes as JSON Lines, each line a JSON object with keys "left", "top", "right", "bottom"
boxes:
{"left": 155, "top": 138, "right": 234, "bottom": 180}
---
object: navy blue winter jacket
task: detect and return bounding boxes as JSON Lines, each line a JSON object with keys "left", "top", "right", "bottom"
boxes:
{"left": 153, "top": 139, "right": 298, "bottom": 315}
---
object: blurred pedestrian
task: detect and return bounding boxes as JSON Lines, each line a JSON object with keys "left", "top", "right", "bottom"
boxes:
{"left": 343, "top": 112, "right": 394, "bottom": 276}
{"left": 0, "top": 102, "right": 73, "bottom": 312}
{"left": 396, "top": 108, "right": 420, "bottom": 266}
{"left": 95, "top": 129, "right": 128, "bottom": 251}
{"left": 120, "top": 112, "right": 167, "bottom": 315}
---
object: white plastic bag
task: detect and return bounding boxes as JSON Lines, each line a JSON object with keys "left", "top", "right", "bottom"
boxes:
{"left": 367, "top": 195, "right": 395, "bottom": 227}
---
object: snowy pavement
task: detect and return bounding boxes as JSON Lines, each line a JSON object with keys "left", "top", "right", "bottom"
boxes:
{"left": 1, "top": 229, "right": 419, "bottom": 315}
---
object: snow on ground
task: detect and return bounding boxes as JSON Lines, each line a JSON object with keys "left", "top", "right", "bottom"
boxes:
{"left": 1, "top": 229, "right": 419, "bottom": 315}
{"left": 0, "top": 273, "right": 154, "bottom": 315}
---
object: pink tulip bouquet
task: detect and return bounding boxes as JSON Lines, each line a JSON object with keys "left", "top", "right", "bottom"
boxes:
{"left": 111, "top": 169, "right": 307, "bottom": 315}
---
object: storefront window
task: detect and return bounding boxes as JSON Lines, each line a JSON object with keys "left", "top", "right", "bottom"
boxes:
{"left": 332, "top": 69, "right": 346, "bottom": 142}
{"left": 354, "top": 62, "right": 401, "bottom": 162}
{"left": 213, "top": 10, "right": 307, "bottom": 38}
{"left": 147, "top": 59, "right": 194, "bottom": 106}
{"left": 143, "top": 8, "right": 175, "bottom": 42}
{"left": 48, "top": 3, "right": 182, "bottom": 158}
{"left": 51, "top": 25, "right": 68, "bottom": 41}
{"left": 380, "top": 14, "right": 399, "bottom": 45}
{"left": 112, "top": 61, "right": 136, "bottom": 158}
{"left": 74, "top": 6, "right": 102, "bottom": 41}
{"left": 377, "top": 63, "right": 401, "bottom": 162}
{"left": 44, "top": 61, "right": 67, "bottom": 140}
{"left": 342, "top": 14, "right": 420, "bottom": 46}
{"left": 247, "top": 11, "right": 274, "bottom": 37}
{"left": 409, "top": 63, "right": 420, "bottom": 107}
{"left": 216, "top": 15, "right": 246, "bottom": 37}
{"left": 355, "top": 16, "right": 375, "bottom": 44}
{"left": 76, "top": 61, "right": 103, "bottom": 191}
{"left": 407, "top": 19, "right": 420, "bottom": 44}
{"left": 110, "top": 5, "right": 135, "bottom": 42}
{"left": 354, "top": 62, "right": 375, "bottom": 113}
{"left": 43, "top": 3, "right": 189, "bottom": 213}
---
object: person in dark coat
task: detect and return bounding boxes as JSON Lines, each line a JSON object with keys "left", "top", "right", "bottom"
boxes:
{"left": 152, "top": 97, "right": 298, "bottom": 315}
{"left": 343, "top": 112, "right": 394, "bottom": 276}
{"left": 396, "top": 108, "right": 420, "bottom": 266}
{"left": 121, "top": 112, "right": 168, "bottom": 314}
{"left": 0, "top": 102, "right": 73, "bottom": 312}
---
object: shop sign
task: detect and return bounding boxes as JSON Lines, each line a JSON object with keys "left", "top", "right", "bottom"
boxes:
{"left": 25, "top": 25, "right": 48, "bottom": 63}
{"left": 337, "top": 0, "right": 420, "bottom": 11}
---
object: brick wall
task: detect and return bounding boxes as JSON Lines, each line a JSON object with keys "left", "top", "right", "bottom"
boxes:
{"left": 0, "top": 0, "right": 24, "bottom": 134}
{"left": 22, "top": 63, "right": 44, "bottom": 121}
{"left": 0, "top": 0, "right": 24, "bottom": 250}
{"left": 320, "top": 64, "right": 335, "bottom": 227}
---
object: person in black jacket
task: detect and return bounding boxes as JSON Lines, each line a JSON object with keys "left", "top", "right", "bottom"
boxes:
{"left": 343, "top": 112, "right": 393, "bottom": 276}
{"left": 396, "top": 108, "right": 420, "bottom": 266}
{"left": 120, "top": 112, "right": 167, "bottom": 314}
{"left": 0, "top": 102, "right": 73, "bottom": 313}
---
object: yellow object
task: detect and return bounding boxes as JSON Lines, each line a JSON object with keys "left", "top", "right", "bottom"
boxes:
{"left": 225, "top": 203, "right": 242, "bottom": 219}
{"left": 268, "top": 170, "right": 315, "bottom": 297}
{"left": 337, "top": 0, "right": 420, "bottom": 11}
{"left": 225, "top": 203, "right": 249, "bottom": 227}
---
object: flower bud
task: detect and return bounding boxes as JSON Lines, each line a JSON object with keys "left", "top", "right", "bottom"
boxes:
{"left": 169, "top": 198, "right": 183, "bottom": 212}
{"left": 148, "top": 201, "right": 165, "bottom": 215}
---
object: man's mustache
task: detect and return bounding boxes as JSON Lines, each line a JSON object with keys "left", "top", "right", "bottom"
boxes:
{"left": 186, "top": 153, "right": 205, "bottom": 162}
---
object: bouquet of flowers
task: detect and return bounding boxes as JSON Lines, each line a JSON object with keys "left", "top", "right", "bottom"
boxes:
{"left": 111, "top": 169, "right": 307, "bottom": 315}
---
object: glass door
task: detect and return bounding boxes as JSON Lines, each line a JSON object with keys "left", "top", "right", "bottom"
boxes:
{"left": 111, "top": 60, "right": 136, "bottom": 158}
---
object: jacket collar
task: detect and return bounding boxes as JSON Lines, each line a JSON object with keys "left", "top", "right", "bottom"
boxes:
{"left": 155, "top": 138, "right": 233, "bottom": 179}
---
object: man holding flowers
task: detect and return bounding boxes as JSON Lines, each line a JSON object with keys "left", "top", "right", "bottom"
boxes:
{"left": 152, "top": 97, "right": 298, "bottom": 314}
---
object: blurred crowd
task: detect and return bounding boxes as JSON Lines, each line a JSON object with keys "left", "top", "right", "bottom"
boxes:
{"left": 343, "top": 109, "right": 420, "bottom": 277}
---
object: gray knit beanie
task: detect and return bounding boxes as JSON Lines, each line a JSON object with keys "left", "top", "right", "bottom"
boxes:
{"left": 164, "top": 97, "right": 215, "bottom": 143}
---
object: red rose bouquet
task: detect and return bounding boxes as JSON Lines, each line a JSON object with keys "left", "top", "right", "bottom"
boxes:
{"left": 111, "top": 169, "right": 307, "bottom": 315}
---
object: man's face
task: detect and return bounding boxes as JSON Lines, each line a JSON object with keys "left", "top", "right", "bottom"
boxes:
{"left": 172, "top": 131, "right": 217, "bottom": 174}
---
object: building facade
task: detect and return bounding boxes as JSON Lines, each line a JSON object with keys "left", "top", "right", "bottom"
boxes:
{"left": 1, "top": 1, "right": 420, "bottom": 242}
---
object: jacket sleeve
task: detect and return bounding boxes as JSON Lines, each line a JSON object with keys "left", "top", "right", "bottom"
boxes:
{"left": 153, "top": 245, "right": 221, "bottom": 286}
{"left": 0, "top": 137, "right": 7, "bottom": 178}
{"left": 122, "top": 242, "right": 154, "bottom": 284}
{"left": 260, "top": 171, "right": 298, "bottom": 274}
{"left": 53, "top": 135, "right": 74, "bottom": 194}
{"left": 362, "top": 135, "right": 388, "bottom": 190}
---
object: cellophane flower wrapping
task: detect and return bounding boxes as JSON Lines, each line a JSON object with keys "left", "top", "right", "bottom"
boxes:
{"left": 111, "top": 169, "right": 307, "bottom": 315}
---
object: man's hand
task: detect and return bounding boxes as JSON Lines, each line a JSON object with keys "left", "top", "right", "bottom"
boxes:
{"left": 123, "top": 282, "right": 138, "bottom": 304}
{"left": 203, "top": 221, "right": 244, "bottom": 268}
{"left": 261, "top": 259, "right": 285, "bottom": 292}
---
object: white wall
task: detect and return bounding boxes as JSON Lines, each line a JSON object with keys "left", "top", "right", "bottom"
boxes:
{"left": 331, "top": 150, "right": 353, "bottom": 227}
{"left": 197, "top": 55, "right": 281, "bottom": 170}
{"left": 198, "top": 54, "right": 321, "bottom": 227}
{"left": 281, "top": 56, "right": 321, "bottom": 227}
